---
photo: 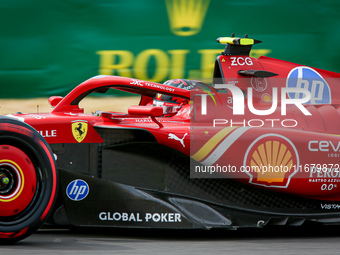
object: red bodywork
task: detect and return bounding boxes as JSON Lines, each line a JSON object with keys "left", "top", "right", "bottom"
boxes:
{"left": 10, "top": 47, "right": 340, "bottom": 202}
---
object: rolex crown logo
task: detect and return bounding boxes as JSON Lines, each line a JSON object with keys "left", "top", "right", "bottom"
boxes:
{"left": 165, "top": 0, "right": 210, "bottom": 36}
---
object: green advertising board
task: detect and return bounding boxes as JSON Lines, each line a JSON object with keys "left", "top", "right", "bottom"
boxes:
{"left": 1, "top": 0, "right": 340, "bottom": 98}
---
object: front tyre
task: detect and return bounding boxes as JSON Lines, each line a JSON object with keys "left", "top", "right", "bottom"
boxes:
{"left": 0, "top": 116, "right": 58, "bottom": 243}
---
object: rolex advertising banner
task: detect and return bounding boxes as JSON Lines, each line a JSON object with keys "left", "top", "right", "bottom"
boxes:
{"left": 1, "top": 0, "right": 340, "bottom": 98}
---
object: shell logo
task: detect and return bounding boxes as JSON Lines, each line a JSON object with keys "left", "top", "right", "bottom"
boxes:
{"left": 243, "top": 134, "right": 299, "bottom": 188}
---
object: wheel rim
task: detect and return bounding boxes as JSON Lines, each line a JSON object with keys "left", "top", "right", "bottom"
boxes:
{"left": 0, "top": 145, "right": 37, "bottom": 217}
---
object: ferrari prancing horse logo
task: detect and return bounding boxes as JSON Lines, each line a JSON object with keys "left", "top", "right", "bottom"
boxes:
{"left": 72, "top": 120, "right": 88, "bottom": 143}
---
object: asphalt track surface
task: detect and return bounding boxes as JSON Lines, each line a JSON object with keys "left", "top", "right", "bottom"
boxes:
{"left": 2, "top": 225, "right": 340, "bottom": 255}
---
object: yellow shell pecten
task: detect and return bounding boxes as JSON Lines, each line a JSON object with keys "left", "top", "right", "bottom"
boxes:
{"left": 250, "top": 140, "right": 294, "bottom": 183}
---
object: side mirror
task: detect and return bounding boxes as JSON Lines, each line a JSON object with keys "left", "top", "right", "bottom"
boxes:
{"left": 48, "top": 96, "right": 63, "bottom": 107}
{"left": 128, "top": 106, "right": 163, "bottom": 117}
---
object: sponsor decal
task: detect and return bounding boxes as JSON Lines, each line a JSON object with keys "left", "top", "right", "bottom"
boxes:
{"left": 286, "top": 66, "right": 331, "bottom": 104}
{"left": 230, "top": 56, "right": 253, "bottom": 66}
{"left": 243, "top": 134, "right": 299, "bottom": 188}
{"left": 99, "top": 212, "right": 182, "bottom": 222}
{"left": 25, "top": 114, "right": 46, "bottom": 120}
{"left": 72, "top": 120, "right": 88, "bottom": 143}
{"left": 321, "top": 204, "right": 340, "bottom": 210}
{"left": 130, "top": 79, "right": 144, "bottom": 86}
{"left": 168, "top": 133, "right": 187, "bottom": 147}
{"left": 38, "top": 130, "right": 57, "bottom": 138}
{"left": 135, "top": 119, "right": 186, "bottom": 124}
{"left": 308, "top": 140, "right": 340, "bottom": 157}
{"left": 66, "top": 179, "right": 89, "bottom": 201}
{"left": 308, "top": 165, "right": 340, "bottom": 191}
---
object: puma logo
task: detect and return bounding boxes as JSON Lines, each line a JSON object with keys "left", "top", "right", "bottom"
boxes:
{"left": 168, "top": 133, "right": 187, "bottom": 148}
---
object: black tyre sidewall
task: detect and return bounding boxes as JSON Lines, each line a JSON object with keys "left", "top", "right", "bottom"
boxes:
{"left": 0, "top": 116, "right": 58, "bottom": 243}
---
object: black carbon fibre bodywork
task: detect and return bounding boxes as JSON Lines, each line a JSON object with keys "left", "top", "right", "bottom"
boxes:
{"left": 49, "top": 128, "right": 340, "bottom": 230}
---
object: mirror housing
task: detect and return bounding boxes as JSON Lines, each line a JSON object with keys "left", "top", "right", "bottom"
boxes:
{"left": 48, "top": 96, "right": 63, "bottom": 107}
{"left": 128, "top": 106, "right": 163, "bottom": 117}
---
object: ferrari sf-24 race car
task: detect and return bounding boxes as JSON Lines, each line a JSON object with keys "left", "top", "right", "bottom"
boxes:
{"left": 2, "top": 34, "right": 340, "bottom": 243}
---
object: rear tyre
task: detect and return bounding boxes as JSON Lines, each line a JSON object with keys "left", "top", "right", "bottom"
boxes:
{"left": 0, "top": 116, "right": 58, "bottom": 243}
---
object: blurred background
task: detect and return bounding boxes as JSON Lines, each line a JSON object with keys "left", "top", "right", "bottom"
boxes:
{"left": 1, "top": 0, "right": 340, "bottom": 98}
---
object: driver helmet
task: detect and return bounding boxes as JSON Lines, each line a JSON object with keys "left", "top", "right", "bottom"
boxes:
{"left": 153, "top": 79, "right": 196, "bottom": 116}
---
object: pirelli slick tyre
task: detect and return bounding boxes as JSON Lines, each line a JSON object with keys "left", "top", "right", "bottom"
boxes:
{"left": 0, "top": 116, "right": 58, "bottom": 243}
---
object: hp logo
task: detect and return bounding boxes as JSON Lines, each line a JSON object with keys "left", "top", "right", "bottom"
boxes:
{"left": 66, "top": 179, "right": 89, "bottom": 201}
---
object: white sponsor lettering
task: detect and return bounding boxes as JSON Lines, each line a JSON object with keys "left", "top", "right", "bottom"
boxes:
{"left": 99, "top": 212, "right": 143, "bottom": 222}
{"left": 230, "top": 57, "right": 253, "bottom": 66}
{"left": 145, "top": 213, "right": 181, "bottom": 222}
{"left": 99, "top": 212, "right": 182, "bottom": 223}
{"left": 38, "top": 130, "right": 57, "bottom": 137}
{"left": 309, "top": 166, "right": 340, "bottom": 178}
{"left": 321, "top": 204, "right": 340, "bottom": 209}
{"left": 130, "top": 79, "right": 144, "bottom": 86}
{"left": 308, "top": 141, "right": 340, "bottom": 152}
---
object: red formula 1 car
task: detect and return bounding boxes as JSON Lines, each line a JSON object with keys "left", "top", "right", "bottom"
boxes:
{"left": 2, "top": 34, "right": 340, "bottom": 243}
